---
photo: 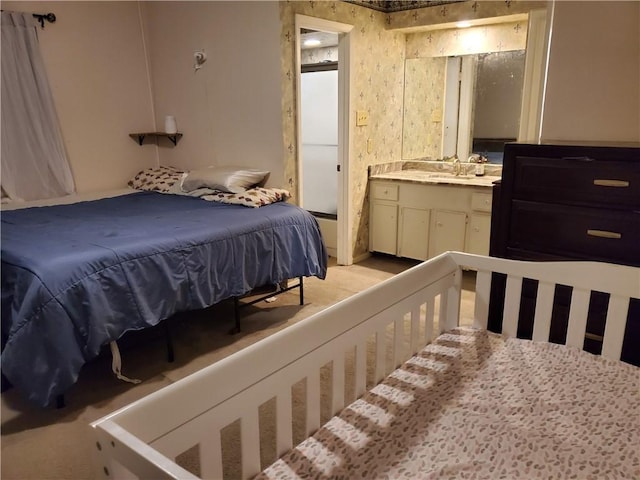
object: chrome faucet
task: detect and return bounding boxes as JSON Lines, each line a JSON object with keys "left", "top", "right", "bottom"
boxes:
{"left": 453, "top": 158, "right": 461, "bottom": 176}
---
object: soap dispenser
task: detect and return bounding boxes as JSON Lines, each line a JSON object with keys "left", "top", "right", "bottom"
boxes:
{"left": 468, "top": 154, "right": 485, "bottom": 176}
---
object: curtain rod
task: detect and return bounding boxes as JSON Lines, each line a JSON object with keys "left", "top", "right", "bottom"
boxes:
{"left": 33, "top": 12, "right": 56, "bottom": 28}
{"left": 1, "top": 10, "right": 57, "bottom": 28}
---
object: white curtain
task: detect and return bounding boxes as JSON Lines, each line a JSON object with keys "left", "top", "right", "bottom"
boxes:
{"left": 1, "top": 11, "right": 75, "bottom": 201}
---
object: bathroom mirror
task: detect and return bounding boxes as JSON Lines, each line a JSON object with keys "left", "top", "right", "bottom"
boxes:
{"left": 402, "top": 49, "right": 526, "bottom": 162}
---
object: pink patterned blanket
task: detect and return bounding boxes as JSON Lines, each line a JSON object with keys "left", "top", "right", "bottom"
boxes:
{"left": 257, "top": 328, "right": 639, "bottom": 479}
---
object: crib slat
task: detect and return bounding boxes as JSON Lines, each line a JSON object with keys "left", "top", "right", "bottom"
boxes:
{"left": 410, "top": 305, "right": 420, "bottom": 354}
{"left": 305, "top": 369, "right": 321, "bottom": 437}
{"left": 240, "top": 409, "right": 261, "bottom": 479}
{"left": 276, "top": 393, "right": 293, "bottom": 458}
{"left": 532, "top": 281, "right": 555, "bottom": 343}
{"left": 473, "top": 270, "right": 491, "bottom": 329}
{"left": 566, "top": 288, "right": 591, "bottom": 349}
{"left": 355, "top": 340, "right": 367, "bottom": 398}
{"left": 601, "top": 295, "right": 630, "bottom": 361}
{"left": 374, "top": 327, "right": 386, "bottom": 384}
{"left": 502, "top": 275, "right": 523, "bottom": 338}
{"left": 393, "top": 317, "right": 403, "bottom": 368}
{"left": 425, "top": 299, "right": 435, "bottom": 344}
{"left": 331, "top": 354, "right": 345, "bottom": 416}
{"left": 444, "top": 270, "right": 462, "bottom": 331}
{"left": 199, "top": 430, "right": 223, "bottom": 479}
{"left": 438, "top": 292, "right": 448, "bottom": 335}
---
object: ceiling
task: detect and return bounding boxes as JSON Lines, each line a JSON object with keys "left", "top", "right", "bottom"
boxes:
{"left": 300, "top": 0, "right": 467, "bottom": 49}
{"left": 344, "top": 0, "right": 464, "bottom": 13}
{"left": 300, "top": 30, "right": 339, "bottom": 50}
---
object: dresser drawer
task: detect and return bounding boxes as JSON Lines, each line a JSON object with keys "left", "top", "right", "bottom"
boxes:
{"left": 371, "top": 183, "right": 398, "bottom": 201}
{"left": 509, "top": 200, "right": 640, "bottom": 265}
{"left": 471, "top": 192, "right": 492, "bottom": 212}
{"left": 512, "top": 156, "right": 640, "bottom": 209}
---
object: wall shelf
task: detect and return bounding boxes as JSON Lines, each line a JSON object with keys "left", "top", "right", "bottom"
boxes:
{"left": 129, "top": 132, "right": 183, "bottom": 146}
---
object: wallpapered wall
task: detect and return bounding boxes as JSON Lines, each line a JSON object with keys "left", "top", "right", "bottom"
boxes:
{"left": 301, "top": 46, "right": 338, "bottom": 65}
{"left": 405, "top": 20, "right": 528, "bottom": 58}
{"left": 402, "top": 56, "right": 446, "bottom": 159}
{"left": 280, "top": 1, "right": 406, "bottom": 260}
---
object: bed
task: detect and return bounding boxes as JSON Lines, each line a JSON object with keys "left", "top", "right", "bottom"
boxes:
{"left": 1, "top": 188, "right": 327, "bottom": 408}
{"left": 90, "top": 251, "right": 639, "bottom": 479}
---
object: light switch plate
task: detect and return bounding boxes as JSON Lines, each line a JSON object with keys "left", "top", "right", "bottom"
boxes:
{"left": 356, "top": 110, "right": 369, "bottom": 126}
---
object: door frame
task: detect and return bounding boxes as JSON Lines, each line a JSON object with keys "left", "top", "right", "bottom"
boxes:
{"left": 295, "top": 14, "right": 354, "bottom": 265}
{"left": 518, "top": 8, "right": 551, "bottom": 142}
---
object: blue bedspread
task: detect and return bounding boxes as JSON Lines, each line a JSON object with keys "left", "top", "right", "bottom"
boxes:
{"left": 1, "top": 192, "right": 327, "bottom": 407}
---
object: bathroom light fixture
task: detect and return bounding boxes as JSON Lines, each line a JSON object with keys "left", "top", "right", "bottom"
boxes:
{"left": 456, "top": 21, "right": 472, "bottom": 28}
{"left": 303, "top": 38, "right": 321, "bottom": 47}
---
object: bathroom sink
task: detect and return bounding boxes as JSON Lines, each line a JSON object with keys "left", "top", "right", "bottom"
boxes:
{"left": 424, "top": 173, "right": 477, "bottom": 180}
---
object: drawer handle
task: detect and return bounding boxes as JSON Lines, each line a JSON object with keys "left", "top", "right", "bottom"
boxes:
{"left": 561, "top": 156, "right": 595, "bottom": 162}
{"left": 593, "top": 179, "right": 629, "bottom": 187}
{"left": 587, "top": 229, "right": 621, "bottom": 239}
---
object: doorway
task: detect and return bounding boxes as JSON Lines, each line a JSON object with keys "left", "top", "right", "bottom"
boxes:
{"left": 295, "top": 15, "right": 353, "bottom": 265}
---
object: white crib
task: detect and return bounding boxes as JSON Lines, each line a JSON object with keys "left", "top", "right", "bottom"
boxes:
{"left": 90, "top": 252, "right": 639, "bottom": 479}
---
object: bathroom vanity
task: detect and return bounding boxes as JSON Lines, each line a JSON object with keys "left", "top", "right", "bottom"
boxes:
{"left": 368, "top": 161, "right": 501, "bottom": 261}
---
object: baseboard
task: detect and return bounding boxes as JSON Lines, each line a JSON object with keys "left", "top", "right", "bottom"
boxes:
{"left": 352, "top": 251, "right": 371, "bottom": 264}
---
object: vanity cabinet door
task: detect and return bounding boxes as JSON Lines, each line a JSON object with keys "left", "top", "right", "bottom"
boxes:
{"left": 429, "top": 210, "right": 467, "bottom": 258}
{"left": 370, "top": 201, "right": 398, "bottom": 255}
{"left": 467, "top": 213, "right": 491, "bottom": 255}
{"left": 399, "top": 207, "right": 430, "bottom": 260}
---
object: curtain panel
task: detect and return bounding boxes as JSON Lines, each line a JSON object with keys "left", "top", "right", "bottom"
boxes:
{"left": 1, "top": 11, "right": 75, "bottom": 201}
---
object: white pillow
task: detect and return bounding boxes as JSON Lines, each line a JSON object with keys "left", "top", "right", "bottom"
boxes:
{"left": 181, "top": 166, "right": 270, "bottom": 194}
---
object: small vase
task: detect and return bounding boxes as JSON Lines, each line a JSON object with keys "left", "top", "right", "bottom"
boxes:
{"left": 164, "top": 115, "right": 177, "bottom": 134}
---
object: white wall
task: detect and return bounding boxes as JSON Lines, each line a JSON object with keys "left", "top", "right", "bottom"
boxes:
{"left": 541, "top": 1, "right": 640, "bottom": 143}
{"left": 4, "top": 1, "right": 637, "bottom": 198}
{"left": 141, "top": 1, "right": 284, "bottom": 185}
{"left": 2, "top": 1, "right": 157, "bottom": 193}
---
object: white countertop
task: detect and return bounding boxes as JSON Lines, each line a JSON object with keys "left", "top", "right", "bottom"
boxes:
{"left": 370, "top": 169, "right": 501, "bottom": 188}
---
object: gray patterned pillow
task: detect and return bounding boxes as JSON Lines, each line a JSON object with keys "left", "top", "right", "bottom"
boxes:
{"left": 181, "top": 166, "right": 270, "bottom": 194}
{"left": 128, "top": 166, "right": 185, "bottom": 193}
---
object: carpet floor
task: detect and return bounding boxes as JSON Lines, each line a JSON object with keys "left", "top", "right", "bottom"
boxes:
{"left": 1, "top": 254, "right": 477, "bottom": 480}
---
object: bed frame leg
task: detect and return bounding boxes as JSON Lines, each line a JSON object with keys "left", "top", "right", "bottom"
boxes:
{"left": 230, "top": 297, "right": 241, "bottom": 335}
{"left": 299, "top": 276, "right": 304, "bottom": 305}
{"left": 229, "top": 277, "right": 304, "bottom": 335}
{"left": 164, "top": 322, "right": 175, "bottom": 363}
{"left": 56, "top": 394, "right": 65, "bottom": 409}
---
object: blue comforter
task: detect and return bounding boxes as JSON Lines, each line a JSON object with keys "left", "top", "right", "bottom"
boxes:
{"left": 1, "top": 192, "right": 327, "bottom": 407}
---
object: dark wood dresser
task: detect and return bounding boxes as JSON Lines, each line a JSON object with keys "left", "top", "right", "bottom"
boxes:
{"left": 489, "top": 142, "right": 640, "bottom": 365}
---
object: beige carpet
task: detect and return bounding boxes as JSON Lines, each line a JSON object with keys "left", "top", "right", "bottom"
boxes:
{"left": 1, "top": 255, "right": 477, "bottom": 480}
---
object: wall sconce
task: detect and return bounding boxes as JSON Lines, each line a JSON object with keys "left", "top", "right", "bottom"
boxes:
{"left": 194, "top": 50, "right": 207, "bottom": 72}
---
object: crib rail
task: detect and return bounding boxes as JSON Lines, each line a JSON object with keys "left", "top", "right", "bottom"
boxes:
{"left": 452, "top": 252, "right": 639, "bottom": 360}
{"left": 91, "top": 252, "right": 639, "bottom": 480}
